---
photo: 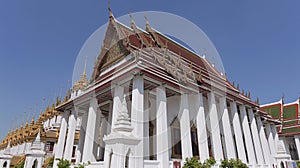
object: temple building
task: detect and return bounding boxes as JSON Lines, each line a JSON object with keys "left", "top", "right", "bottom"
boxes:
{"left": 0, "top": 92, "right": 81, "bottom": 168}
{"left": 51, "top": 10, "right": 294, "bottom": 168}
{"left": 0, "top": 10, "right": 298, "bottom": 168}
{"left": 261, "top": 98, "right": 300, "bottom": 162}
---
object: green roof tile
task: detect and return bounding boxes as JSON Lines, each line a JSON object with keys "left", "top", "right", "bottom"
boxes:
{"left": 282, "top": 127, "right": 300, "bottom": 134}
{"left": 261, "top": 104, "right": 281, "bottom": 119}
{"left": 283, "top": 104, "right": 298, "bottom": 119}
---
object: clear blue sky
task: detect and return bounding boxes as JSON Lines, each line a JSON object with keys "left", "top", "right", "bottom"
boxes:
{"left": 0, "top": 0, "right": 300, "bottom": 140}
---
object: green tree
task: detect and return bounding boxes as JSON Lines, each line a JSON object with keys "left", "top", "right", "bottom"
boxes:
{"left": 220, "top": 158, "right": 247, "bottom": 168}
{"left": 56, "top": 159, "right": 71, "bottom": 168}
{"left": 183, "top": 157, "right": 216, "bottom": 168}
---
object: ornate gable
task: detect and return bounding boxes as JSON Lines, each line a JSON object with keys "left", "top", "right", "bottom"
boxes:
{"left": 91, "top": 18, "right": 134, "bottom": 81}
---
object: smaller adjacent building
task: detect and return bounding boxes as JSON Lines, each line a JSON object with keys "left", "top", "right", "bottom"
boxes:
{"left": 261, "top": 98, "right": 300, "bottom": 161}
{"left": 0, "top": 94, "right": 81, "bottom": 168}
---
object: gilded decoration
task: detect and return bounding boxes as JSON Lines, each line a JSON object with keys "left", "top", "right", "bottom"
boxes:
{"left": 99, "top": 40, "right": 130, "bottom": 70}
{"left": 151, "top": 47, "right": 201, "bottom": 84}
{"left": 0, "top": 96, "right": 68, "bottom": 150}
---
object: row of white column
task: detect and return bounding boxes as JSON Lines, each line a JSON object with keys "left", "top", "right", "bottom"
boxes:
{"left": 53, "top": 75, "right": 280, "bottom": 168}
{"left": 146, "top": 87, "right": 279, "bottom": 167}
{"left": 168, "top": 91, "right": 279, "bottom": 167}
{"left": 53, "top": 96, "right": 103, "bottom": 167}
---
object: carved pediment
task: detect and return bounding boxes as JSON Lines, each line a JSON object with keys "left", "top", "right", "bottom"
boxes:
{"left": 91, "top": 19, "right": 134, "bottom": 81}
{"left": 98, "top": 40, "right": 130, "bottom": 71}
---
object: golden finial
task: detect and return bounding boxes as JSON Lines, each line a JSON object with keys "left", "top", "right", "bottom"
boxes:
{"left": 25, "top": 113, "right": 30, "bottom": 127}
{"left": 144, "top": 12, "right": 154, "bottom": 34}
{"left": 31, "top": 110, "right": 36, "bottom": 125}
{"left": 129, "top": 10, "right": 133, "bottom": 20}
{"left": 82, "top": 55, "right": 88, "bottom": 80}
{"left": 59, "top": 85, "right": 63, "bottom": 101}
{"left": 144, "top": 12, "right": 149, "bottom": 26}
{"left": 202, "top": 48, "right": 207, "bottom": 58}
{"left": 256, "top": 97, "right": 260, "bottom": 104}
{"left": 22, "top": 111, "right": 27, "bottom": 127}
{"left": 39, "top": 111, "right": 43, "bottom": 119}
{"left": 108, "top": 1, "right": 114, "bottom": 20}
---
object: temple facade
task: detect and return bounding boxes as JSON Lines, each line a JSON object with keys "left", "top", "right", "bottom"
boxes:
{"left": 52, "top": 11, "right": 293, "bottom": 168}
{"left": 0, "top": 10, "right": 298, "bottom": 168}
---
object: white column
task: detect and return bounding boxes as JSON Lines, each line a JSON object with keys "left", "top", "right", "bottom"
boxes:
{"left": 82, "top": 97, "right": 98, "bottom": 162}
{"left": 64, "top": 108, "right": 77, "bottom": 161}
{"left": 54, "top": 111, "right": 69, "bottom": 168}
{"left": 7, "top": 160, "right": 11, "bottom": 168}
{"left": 265, "top": 123, "right": 276, "bottom": 164}
{"left": 208, "top": 91, "right": 223, "bottom": 161}
{"left": 93, "top": 109, "right": 102, "bottom": 160}
{"left": 248, "top": 108, "right": 264, "bottom": 165}
{"left": 106, "top": 102, "right": 113, "bottom": 135}
{"left": 156, "top": 85, "right": 169, "bottom": 168}
{"left": 230, "top": 101, "right": 247, "bottom": 163}
{"left": 144, "top": 90, "right": 150, "bottom": 159}
{"left": 131, "top": 75, "right": 144, "bottom": 167}
{"left": 179, "top": 94, "right": 193, "bottom": 159}
{"left": 219, "top": 97, "right": 236, "bottom": 160}
{"left": 112, "top": 85, "right": 124, "bottom": 130}
{"left": 271, "top": 124, "right": 279, "bottom": 155}
{"left": 256, "top": 116, "right": 271, "bottom": 165}
{"left": 294, "top": 135, "right": 300, "bottom": 160}
{"left": 98, "top": 117, "right": 107, "bottom": 161}
{"left": 76, "top": 112, "right": 88, "bottom": 163}
{"left": 240, "top": 105, "right": 256, "bottom": 165}
{"left": 195, "top": 93, "right": 210, "bottom": 162}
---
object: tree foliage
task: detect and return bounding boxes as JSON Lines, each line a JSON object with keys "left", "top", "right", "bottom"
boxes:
{"left": 220, "top": 159, "right": 247, "bottom": 168}
{"left": 56, "top": 159, "right": 71, "bottom": 168}
{"left": 183, "top": 157, "right": 216, "bottom": 168}
{"left": 183, "top": 157, "right": 247, "bottom": 168}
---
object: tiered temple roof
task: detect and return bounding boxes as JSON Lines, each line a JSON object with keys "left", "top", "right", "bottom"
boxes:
{"left": 0, "top": 91, "right": 72, "bottom": 150}
{"left": 261, "top": 98, "right": 300, "bottom": 135}
{"left": 58, "top": 10, "right": 262, "bottom": 112}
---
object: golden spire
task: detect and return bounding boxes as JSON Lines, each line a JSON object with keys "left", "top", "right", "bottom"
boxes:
{"left": 144, "top": 12, "right": 152, "bottom": 32}
{"left": 144, "top": 12, "right": 149, "bottom": 26}
{"left": 82, "top": 55, "right": 88, "bottom": 80}
{"left": 30, "top": 111, "right": 36, "bottom": 127}
{"left": 26, "top": 113, "right": 30, "bottom": 126}
{"left": 108, "top": 1, "right": 114, "bottom": 20}
{"left": 129, "top": 12, "right": 135, "bottom": 28}
{"left": 73, "top": 56, "right": 89, "bottom": 92}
